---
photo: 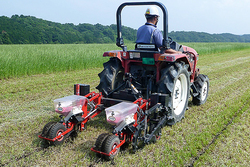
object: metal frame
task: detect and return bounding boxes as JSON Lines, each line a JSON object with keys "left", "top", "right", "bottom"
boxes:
{"left": 116, "top": 1, "right": 170, "bottom": 51}
{"left": 38, "top": 92, "right": 103, "bottom": 143}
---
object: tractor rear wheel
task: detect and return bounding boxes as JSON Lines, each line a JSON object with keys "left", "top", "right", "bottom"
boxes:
{"left": 192, "top": 74, "right": 209, "bottom": 105}
{"left": 157, "top": 62, "right": 190, "bottom": 125}
{"left": 96, "top": 58, "right": 124, "bottom": 97}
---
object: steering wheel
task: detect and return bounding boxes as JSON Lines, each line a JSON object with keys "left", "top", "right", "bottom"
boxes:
{"left": 168, "top": 36, "right": 173, "bottom": 44}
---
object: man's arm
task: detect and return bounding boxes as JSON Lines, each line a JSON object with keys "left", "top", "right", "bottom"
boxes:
{"left": 153, "top": 29, "right": 163, "bottom": 48}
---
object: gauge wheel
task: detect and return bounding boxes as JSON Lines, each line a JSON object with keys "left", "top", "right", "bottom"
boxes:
{"left": 48, "top": 123, "right": 66, "bottom": 146}
{"left": 102, "top": 135, "right": 120, "bottom": 160}
{"left": 94, "top": 133, "right": 110, "bottom": 157}
{"left": 41, "top": 122, "right": 57, "bottom": 137}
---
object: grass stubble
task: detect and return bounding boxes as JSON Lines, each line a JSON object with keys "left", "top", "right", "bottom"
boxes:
{"left": 0, "top": 43, "right": 250, "bottom": 166}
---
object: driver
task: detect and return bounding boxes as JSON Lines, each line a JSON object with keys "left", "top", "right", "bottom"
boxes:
{"left": 136, "top": 6, "right": 163, "bottom": 49}
{"left": 136, "top": 6, "right": 182, "bottom": 53}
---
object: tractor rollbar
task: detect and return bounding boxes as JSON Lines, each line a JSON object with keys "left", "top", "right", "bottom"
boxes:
{"left": 116, "top": 1, "right": 170, "bottom": 51}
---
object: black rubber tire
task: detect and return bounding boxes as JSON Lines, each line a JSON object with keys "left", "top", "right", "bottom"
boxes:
{"left": 41, "top": 122, "right": 57, "bottom": 138}
{"left": 48, "top": 123, "right": 66, "bottom": 146}
{"left": 192, "top": 74, "right": 209, "bottom": 105}
{"left": 94, "top": 133, "right": 110, "bottom": 157}
{"left": 96, "top": 58, "right": 124, "bottom": 97}
{"left": 157, "top": 62, "right": 190, "bottom": 125}
{"left": 102, "top": 135, "right": 120, "bottom": 160}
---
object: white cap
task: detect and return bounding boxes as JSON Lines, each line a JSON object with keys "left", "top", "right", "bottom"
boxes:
{"left": 145, "top": 6, "right": 160, "bottom": 18}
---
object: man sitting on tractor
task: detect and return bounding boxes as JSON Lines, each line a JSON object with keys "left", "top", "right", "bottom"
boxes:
{"left": 136, "top": 6, "right": 162, "bottom": 49}
{"left": 136, "top": 6, "right": 183, "bottom": 53}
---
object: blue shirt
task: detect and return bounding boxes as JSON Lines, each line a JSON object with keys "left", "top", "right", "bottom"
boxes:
{"left": 136, "top": 23, "right": 163, "bottom": 48}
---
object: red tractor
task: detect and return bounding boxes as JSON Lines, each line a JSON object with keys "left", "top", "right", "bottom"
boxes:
{"left": 39, "top": 1, "right": 209, "bottom": 161}
{"left": 91, "top": 2, "right": 209, "bottom": 160}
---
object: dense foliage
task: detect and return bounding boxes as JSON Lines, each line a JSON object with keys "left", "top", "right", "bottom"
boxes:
{"left": 170, "top": 31, "right": 250, "bottom": 43}
{"left": 0, "top": 15, "right": 137, "bottom": 44}
{"left": 0, "top": 15, "right": 249, "bottom": 44}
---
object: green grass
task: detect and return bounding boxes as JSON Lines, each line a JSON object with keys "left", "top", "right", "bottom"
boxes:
{"left": 0, "top": 43, "right": 250, "bottom": 166}
{"left": 0, "top": 44, "right": 115, "bottom": 79}
{"left": 1, "top": 43, "right": 250, "bottom": 79}
{"left": 183, "top": 42, "right": 250, "bottom": 55}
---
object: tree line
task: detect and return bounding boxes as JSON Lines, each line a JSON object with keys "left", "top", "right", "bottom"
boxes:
{"left": 0, "top": 15, "right": 249, "bottom": 44}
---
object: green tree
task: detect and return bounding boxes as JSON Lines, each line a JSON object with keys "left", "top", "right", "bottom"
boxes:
{"left": 0, "top": 15, "right": 249, "bottom": 44}
{"left": 1, "top": 31, "right": 12, "bottom": 44}
{"left": 0, "top": 35, "right": 3, "bottom": 44}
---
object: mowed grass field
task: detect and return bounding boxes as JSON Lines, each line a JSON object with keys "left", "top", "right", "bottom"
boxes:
{"left": 0, "top": 43, "right": 250, "bottom": 166}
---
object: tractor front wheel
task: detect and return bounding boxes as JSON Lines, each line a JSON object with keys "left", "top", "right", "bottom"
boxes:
{"left": 192, "top": 74, "right": 209, "bottom": 105}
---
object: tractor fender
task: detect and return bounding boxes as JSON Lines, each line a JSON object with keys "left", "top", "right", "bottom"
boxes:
{"left": 103, "top": 50, "right": 124, "bottom": 63}
{"left": 157, "top": 52, "right": 190, "bottom": 64}
{"left": 177, "top": 46, "right": 198, "bottom": 83}
{"left": 157, "top": 46, "right": 198, "bottom": 83}
{"left": 182, "top": 45, "right": 198, "bottom": 58}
